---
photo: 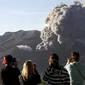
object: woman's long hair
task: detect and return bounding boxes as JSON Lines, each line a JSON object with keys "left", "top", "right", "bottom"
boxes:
{"left": 21, "top": 60, "right": 34, "bottom": 80}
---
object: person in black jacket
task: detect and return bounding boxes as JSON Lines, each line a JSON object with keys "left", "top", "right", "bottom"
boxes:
{"left": 33, "top": 63, "right": 39, "bottom": 74}
{"left": 19, "top": 60, "right": 41, "bottom": 85}
{"left": 43, "top": 53, "right": 70, "bottom": 85}
{"left": 0, "top": 55, "right": 20, "bottom": 85}
{"left": 12, "top": 57, "right": 20, "bottom": 76}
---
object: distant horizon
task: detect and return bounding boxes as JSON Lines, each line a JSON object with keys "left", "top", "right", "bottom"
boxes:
{"left": 0, "top": 29, "right": 41, "bottom": 36}
{"left": 0, "top": 0, "right": 82, "bottom": 35}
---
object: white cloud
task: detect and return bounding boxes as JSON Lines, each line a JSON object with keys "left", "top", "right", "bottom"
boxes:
{"left": 10, "top": 10, "right": 48, "bottom": 15}
{"left": 16, "top": 45, "right": 32, "bottom": 52}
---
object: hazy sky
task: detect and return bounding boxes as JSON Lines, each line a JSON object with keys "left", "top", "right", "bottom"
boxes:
{"left": 0, "top": 0, "right": 82, "bottom": 35}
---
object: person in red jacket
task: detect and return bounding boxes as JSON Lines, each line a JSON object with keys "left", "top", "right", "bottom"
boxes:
{"left": 0, "top": 55, "right": 20, "bottom": 85}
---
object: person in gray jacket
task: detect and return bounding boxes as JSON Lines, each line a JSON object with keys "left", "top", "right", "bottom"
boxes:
{"left": 65, "top": 52, "right": 85, "bottom": 85}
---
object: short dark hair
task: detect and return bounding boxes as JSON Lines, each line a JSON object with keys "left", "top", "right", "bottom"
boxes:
{"left": 71, "top": 52, "right": 80, "bottom": 61}
{"left": 50, "top": 53, "right": 59, "bottom": 61}
{"left": 12, "top": 57, "right": 17, "bottom": 64}
{"left": 72, "top": 52, "right": 77, "bottom": 56}
{"left": 13, "top": 57, "right": 16, "bottom": 62}
{"left": 4, "top": 55, "right": 13, "bottom": 64}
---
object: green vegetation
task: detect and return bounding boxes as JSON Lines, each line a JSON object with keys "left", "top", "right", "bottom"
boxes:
{"left": 40, "top": 80, "right": 47, "bottom": 85}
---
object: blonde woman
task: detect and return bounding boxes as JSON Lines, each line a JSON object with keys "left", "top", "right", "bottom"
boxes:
{"left": 19, "top": 60, "right": 41, "bottom": 85}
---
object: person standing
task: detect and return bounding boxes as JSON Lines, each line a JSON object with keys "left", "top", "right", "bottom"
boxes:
{"left": 12, "top": 57, "right": 21, "bottom": 76}
{"left": 0, "top": 55, "right": 20, "bottom": 85}
{"left": 65, "top": 52, "right": 85, "bottom": 85}
{"left": 43, "top": 53, "right": 70, "bottom": 85}
{"left": 19, "top": 60, "right": 41, "bottom": 85}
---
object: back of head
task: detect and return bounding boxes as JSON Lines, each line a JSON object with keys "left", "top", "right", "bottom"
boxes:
{"left": 12, "top": 57, "right": 18, "bottom": 67}
{"left": 51, "top": 53, "right": 59, "bottom": 61}
{"left": 49, "top": 53, "right": 59, "bottom": 68}
{"left": 13, "top": 58, "right": 16, "bottom": 63}
{"left": 71, "top": 52, "right": 80, "bottom": 62}
{"left": 22, "top": 60, "right": 33, "bottom": 80}
{"left": 2, "top": 55, "right": 13, "bottom": 65}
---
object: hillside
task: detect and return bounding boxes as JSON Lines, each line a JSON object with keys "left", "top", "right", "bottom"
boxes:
{"left": 0, "top": 2, "right": 85, "bottom": 73}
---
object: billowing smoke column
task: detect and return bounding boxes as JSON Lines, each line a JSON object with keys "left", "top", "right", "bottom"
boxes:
{"left": 83, "top": 0, "right": 85, "bottom": 7}
{"left": 36, "top": 2, "right": 85, "bottom": 51}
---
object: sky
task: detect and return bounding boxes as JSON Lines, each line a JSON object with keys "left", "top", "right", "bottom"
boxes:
{"left": 0, "top": 0, "right": 82, "bottom": 35}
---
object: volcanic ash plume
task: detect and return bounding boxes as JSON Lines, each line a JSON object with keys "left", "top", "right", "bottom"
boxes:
{"left": 36, "top": 2, "right": 85, "bottom": 51}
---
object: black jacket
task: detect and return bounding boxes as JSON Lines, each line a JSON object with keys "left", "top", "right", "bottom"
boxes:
{"left": 21, "top": 72, "right": 41, "bottom": 85}
{"left": 0, "top": 66, "right": 20, "bottom": 85}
